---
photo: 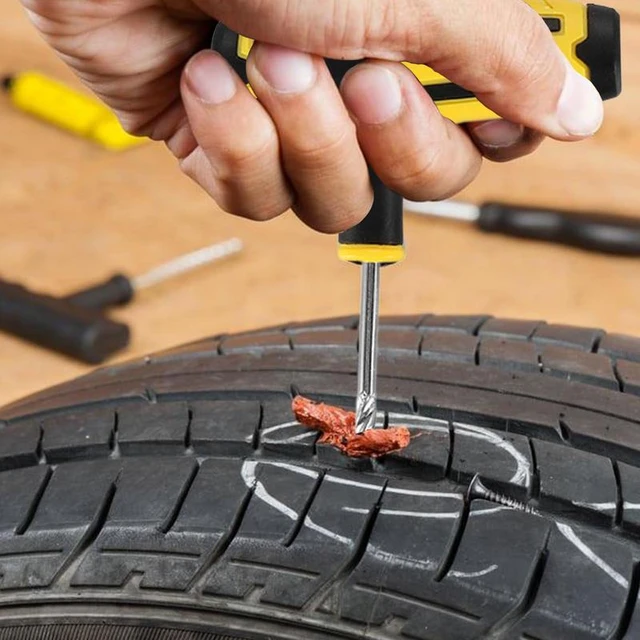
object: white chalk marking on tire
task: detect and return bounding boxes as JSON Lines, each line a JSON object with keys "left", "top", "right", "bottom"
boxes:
{"left": 267, "top": 413, "right": 530, "bottom": 488}
{"left": 260, "top": 422, "right": 318, "bottom": 444}
{"left": 556, "top": 523, "right": 628, "bottom": 589}
{"left": 450, "top": 565, "right": 499, "bottom": 579}
{"left": 573, "top": 501, "right": 640, "bottom": 512}
{"left": 388, "top": 413, "right": 532, "bottom": 487}
{"left": 343, "top": 506, "right": 507, "bottom": 519}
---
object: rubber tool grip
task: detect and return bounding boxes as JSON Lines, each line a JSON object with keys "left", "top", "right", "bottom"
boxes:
{"left": 577, "top": 5, "right": 622, "bottom": 101}
{"left": 63, "top": 274, "right": 134, "bottom": 310}
{"left": 337, "top": 170, "right": 404, "bottom": 265}
{"left": 478, "top": 203, "right": 640, "bottom": 256}
{"left": 0, "top": 280, "right": 130, "bottom": 363}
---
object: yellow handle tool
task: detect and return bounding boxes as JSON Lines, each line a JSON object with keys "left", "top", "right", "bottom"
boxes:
{"left": 2, "top": 72, "right": 147, "bottom": 151}
{"left": 212, "top": 0, "right": 622, "bottom": 432}
{"left": 216, "top": 1, "right": 621, "bottom": 134}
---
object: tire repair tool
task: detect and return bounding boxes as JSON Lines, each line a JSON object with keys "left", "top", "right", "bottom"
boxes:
{"left": 0, "top": 238, "right": 242, "bottom": 364}
{"left": 216, "top": 1, "right": 622, "bottom": 432}
{"left": 404, "top": 199, "right": 640, "bottom": 256}
{"left": 2, "top": 72, "right": 147, "bottom": 151}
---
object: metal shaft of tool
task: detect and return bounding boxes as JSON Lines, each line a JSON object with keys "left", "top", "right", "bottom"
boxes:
{"left": 132, "top": 238, "right": 243, "bottom": 291}
{"left": 403, "top": 199, "right": 480, "bottom": 222}
{"left": 355, "top": 262, "right": 381, "bottom": 434}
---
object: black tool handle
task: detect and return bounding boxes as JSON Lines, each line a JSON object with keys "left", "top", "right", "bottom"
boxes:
{"left": 478, "top": 202, "right": 640, "bottom": 256}
{"left": 0, "top": 280, "right": 130, "bottom": 363}
{"left": 337, "top": 169, "right": 404, "bottom": 264}
{"left": 211, "top": 25, "right": 404, "bottom": 265}
{"left": 63, "top": 274, "right": 134, "bottom": 310}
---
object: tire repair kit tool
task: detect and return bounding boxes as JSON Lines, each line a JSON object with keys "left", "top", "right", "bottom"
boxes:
{"left": 2, "top": 71, "right": 147, "bottom": 151}
{"left": 0, "top": 238, "right": 242, "bottom": 363}
{"left": 404, "top": 199, "right": 640, "bottom": 256}
{"left": 213, "top": 0, "right": 621, "bottom": 433}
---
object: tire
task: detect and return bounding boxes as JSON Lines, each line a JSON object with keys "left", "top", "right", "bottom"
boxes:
{"left": 2, "top": 313, "right": 640, "bottom": 640}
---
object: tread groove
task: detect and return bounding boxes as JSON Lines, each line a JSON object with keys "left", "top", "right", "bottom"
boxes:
{"left": 592, "top": 334, "right": 604, "bottom": 355}
{"left": 434, "top": 484, "right": 469, "bottom": 582}
{"left": 6, "top": 359, "right": 638, "bottom": 435}
{"left": 444, "top": 420, "right": 454, "bottom": 478}
{"left": 304, "top": 481, "right": 388, "bottom": 612}
{"left": 611, "top": 560, "right": 640, "bottom": 639}
{"left": 353, "top": 583, "right": 481, "bottom": 622}
{"left": 289, "top": 384, "right": 301, "bottom": 400}
{"left": 110, "top": 411, "right": 121, "bottom": 458}
{"left": 253, "top": 403, "right": 263, "bottom": 450}
{"left": 556, "top": 414, "right": 572, "bottom": 444}
{"left": 184, "top": 409, "right": 193, "bottom": 452}
{"left": 612, "top": 459, "right": 624, "bottom": 528}
{"left": 613, "top": 362, "right": 625, "bottom": 393}
{"left": 15, "top": 466, "right": 53, "bottom": 536}
{"left": 528, "top": 438, "right": 540, "bottom": 500}
{"left": 188, "top": 481, "right": 256, "bottom": 593}
{"left": 51, "top": 475, "right": 119, "bottom": 586}
{"left": 480, "top": 526, "right": 551, "bottom": 640}
{"left": 142, "top": 388, "right": 158, "bottom": 404}
{"left": 473, "top": 316, "right": 492, "bottom": 336}
{"left": 283, "top": 471, "right": 325, "bottom": 548}
{"left": 159, "top": 461, "right": 200, "bottom": 534}
{"left": 36, "top": 425, "right": 46, "bottom": 465}
{"left": 228, "top": 558, "right": 319, "bottom": 579}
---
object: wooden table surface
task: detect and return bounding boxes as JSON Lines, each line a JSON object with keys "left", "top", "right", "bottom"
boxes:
{"left": 0, "top": 0, "right": 638, "bottom": 407}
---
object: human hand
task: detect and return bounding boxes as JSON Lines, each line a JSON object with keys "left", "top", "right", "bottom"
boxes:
{"left": 24, "top": 0, "right": 604, "bottom": 232}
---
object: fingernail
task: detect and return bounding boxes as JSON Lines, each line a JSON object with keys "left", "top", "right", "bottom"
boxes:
{"left": 342, "top": 65, "right": 403, "bottom": 125}
{"left": 254, "top": 44, "right": 316, "bottom": 94}
{"left": 472, "top": 120, "right": 524, "bottom": 148}
{"left": 556, "top": 60, "right": 604, "bottom": 137}
{"left": 186, "top": 51, "right": 237, "bottom": 105}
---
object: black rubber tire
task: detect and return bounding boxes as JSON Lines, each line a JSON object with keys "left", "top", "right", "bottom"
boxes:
{"left": 3, "top": 313, "right": 640, "bottom": 640}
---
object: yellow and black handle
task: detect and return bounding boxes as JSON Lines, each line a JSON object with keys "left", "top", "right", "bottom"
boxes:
{"left": 211, "top": 0, "right": 622, "bottom": 265}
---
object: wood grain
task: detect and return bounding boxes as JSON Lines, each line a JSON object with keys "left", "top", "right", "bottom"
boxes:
{"left": 0, "top": 0, "right": 638, "bottom": 407}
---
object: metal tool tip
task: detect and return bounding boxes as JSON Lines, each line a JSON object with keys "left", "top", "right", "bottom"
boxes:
{"left": 355, "top": 393, "right": 377, "bottom": 434}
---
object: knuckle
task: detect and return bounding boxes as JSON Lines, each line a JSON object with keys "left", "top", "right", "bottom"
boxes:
{"left": 287, "top": 126, "right": 353, "bottom": 169}
{"left": 218, "top": 129, "right": 279, "bottom": 174}
{"left": 114, "top": 111, "right": 147, "bottom": 137}
{"left": 382, "top": 145, "right": 443, "bottom": 195}
{"left": 297, "top": 195, "right": 371, "bottom": 234}
{"left": 216, "top": 176, "right": 293, "bottom": 222}
{"left": 487, "top": 8, "right": 559, "bottom": 96}
{"left": 358, "top": 0, "right": 421, "bottom": 58}
{"left": 318, "top": 0, "right": 411, "bottom": 58}
{"left": 179, "top": 147, "right": 292, "bottom": 221}
{"left": 225, "top": 193, "right": 292, "bottom": 222}
{"left": 365, "top": 0, "right": 414, "bottom": 56}
{"left": 334, "top": 198, "right": 373, "bottom": 231}
{"left": 319, "top": 0, "right": 366, "bottom": 55}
